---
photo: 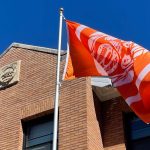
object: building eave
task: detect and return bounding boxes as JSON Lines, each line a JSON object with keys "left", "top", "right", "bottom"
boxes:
{"left": 0, "top": 42, "right": 66, "bottom": 59}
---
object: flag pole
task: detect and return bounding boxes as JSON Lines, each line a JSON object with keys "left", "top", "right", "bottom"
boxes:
{"left": 52, "top": 8, "right": 64, "bottom": 150}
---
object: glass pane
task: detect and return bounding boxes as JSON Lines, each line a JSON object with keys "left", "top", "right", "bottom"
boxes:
{"left": 129, "top": 115, "right": 150, "bottom": 140}
{"left": 28, "top": 121, "right": 53, "bottom": 140}
{"left": 26, "top": 142, "right": 52, "bottom": 150}
{"left": 27, "top": 134, "right": 53, "bottom": 147}
{"left": 125, "top": 113, "right": 150, "bottom": 150}
{"left": 130, "top": 117, "right": 150, "bottom": 131}
{"left": 23, "top": 114, "right": 54, "bottom": 149}
{"left": 131, "top": 127, "right": 150, "bottom": 140}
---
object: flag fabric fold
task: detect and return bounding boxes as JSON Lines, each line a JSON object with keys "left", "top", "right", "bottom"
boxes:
{"left": 64, "top": 20, "right": 150, "bottom": 123}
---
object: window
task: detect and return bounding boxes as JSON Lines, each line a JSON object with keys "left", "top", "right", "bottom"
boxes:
{"left": 124, "top": 113, "right": 150, "bottom": 150}
{"left": 22, "top": 114, "right": 54, "bottom": 150}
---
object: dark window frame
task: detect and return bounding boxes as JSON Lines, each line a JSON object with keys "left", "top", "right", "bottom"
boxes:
{"left": 22, "top": 114, "right": 54, "bottom": 150}
{"left": 123, "top": 112, "right": 150, "bottom": 150}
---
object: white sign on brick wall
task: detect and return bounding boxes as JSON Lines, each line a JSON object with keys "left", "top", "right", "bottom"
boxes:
{"left": 0, "top": 60, "right": 21, "bottom": 89}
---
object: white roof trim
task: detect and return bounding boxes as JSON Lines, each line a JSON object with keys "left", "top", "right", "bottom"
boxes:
{"left": 91, "top": 77, "right": 120, "bottom": 101}
{"left": 91, "top": 77, "right": 112, "bottom": 87}
{"left": 0, "top": 42, "right": 66, "bottom": 58}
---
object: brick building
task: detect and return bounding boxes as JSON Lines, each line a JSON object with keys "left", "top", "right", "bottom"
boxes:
{"left": 0, "top": 43, "right": 150, "bottom": 150}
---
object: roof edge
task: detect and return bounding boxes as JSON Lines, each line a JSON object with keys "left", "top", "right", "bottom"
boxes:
{"left": 0, "top": 42, "right": 66, "bottom": 58}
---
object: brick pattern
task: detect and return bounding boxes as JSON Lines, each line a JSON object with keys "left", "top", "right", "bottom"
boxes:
{"left": 0, "top": 46, "right": 133, "bottom": 150}
{"left": 0, "top": 47, "right": 57, "bottom": 150}
{"left": 101, "top": 97, "right": 131, "bottom": 150}
{"left": 0, "top": 47, "right": 103, "bottom": 150}
{"left": 59, "top": 78, "right": 88, "bottom": 150}
{"left": 86, "top": 78, "right": 104, "bottom": 150}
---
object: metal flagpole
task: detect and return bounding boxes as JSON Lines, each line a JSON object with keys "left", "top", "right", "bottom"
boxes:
{"left": 52, "top": 8, "right": 64, "bottom": 150}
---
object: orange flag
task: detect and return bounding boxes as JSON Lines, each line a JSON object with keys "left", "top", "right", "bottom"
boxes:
{"left": 64, "top": 20, "right": 150, "bottom": 123}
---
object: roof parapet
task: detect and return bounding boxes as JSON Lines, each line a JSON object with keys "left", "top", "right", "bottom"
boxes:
{"left": 0, "top": 42, "right": 66, "bottom": 58}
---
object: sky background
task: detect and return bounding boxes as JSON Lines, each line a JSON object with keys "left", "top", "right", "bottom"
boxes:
{"left": 0, "top": 0, "right": 150, "bottom": 54}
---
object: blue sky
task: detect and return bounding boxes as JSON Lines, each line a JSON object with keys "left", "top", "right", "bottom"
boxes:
{"left": 0, "top": 0, "right": 150, "bottom": 53}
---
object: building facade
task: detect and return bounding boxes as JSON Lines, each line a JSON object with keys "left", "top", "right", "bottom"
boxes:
{"left": 0, "top": 43, "right": 150, "bottom": 150}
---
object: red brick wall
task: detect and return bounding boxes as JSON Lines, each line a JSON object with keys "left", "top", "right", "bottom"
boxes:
{"left": 0, "top": 47, "right": 56, "bottom": 149}
{"left": 0, "top": 46, "right": 104, "bottom": 150}
{"left": 59, "top": 78, "right": 88, "bottom": 150}
{"left": 101, "top": 97, "right": 131, "bottom": 150}
{"left": 59, "top": 77, "right": 104, "bottom": 150}
{"left": 86, "top": 78, "right": 104, "bottom": 150}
